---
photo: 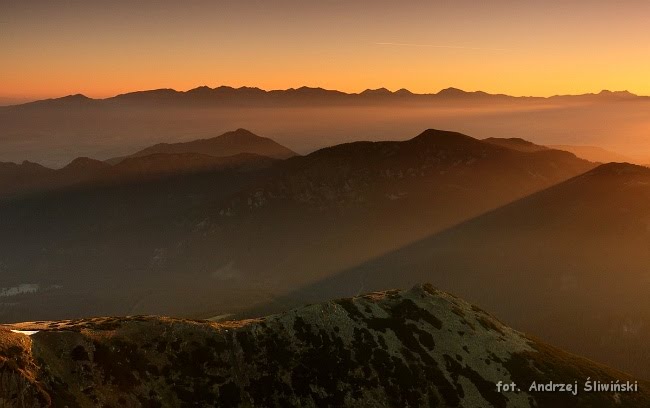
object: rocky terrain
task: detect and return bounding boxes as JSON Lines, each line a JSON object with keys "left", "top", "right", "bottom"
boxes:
{"left": 0, "top": 285, "right": 650, "bottom": 408}
{"left": 1, "top": 284, "right": 647, "bottom": 407}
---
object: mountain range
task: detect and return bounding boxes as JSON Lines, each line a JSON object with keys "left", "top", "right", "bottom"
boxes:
{"left": 2, "top": 285, "right": 647, "bottom": 407}
{"left": 1, "top": 85, "right": 648, "bottom": 168}
{"left": 0, "top": 129, "right": 287, "bottom": 200}
{"left": 0, "top": 128, "right": 594, "bottom": 321}
{"left": 2, "top": 127, "right": 649, "bottom": 379}
{"left": 5, "top": 86, "right": 644, "bottom": 109}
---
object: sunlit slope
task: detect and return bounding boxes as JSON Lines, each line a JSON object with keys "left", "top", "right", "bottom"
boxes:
{"left": 2, "top": 285, "right": 647, "bottom": 407}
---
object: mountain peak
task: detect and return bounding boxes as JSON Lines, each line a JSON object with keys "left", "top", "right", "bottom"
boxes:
{"left": 186, "top": 86, "right": 213, "bottom": 94}
{"left": 219, "top": 128, "right": 260, "bottom": 140}
{"left": 412, "top": 128, "right": 476, "bottom": 143}
{"left": 112, "top": 88, "right": 180, "bottom": 101}
{"left": 436, "top": 87, "right": 467, "bottom": 96}
{"left": 19, "top": 160, "right": 48, "bottom": 170}
{"left": 394, "top": 88, "right": 413, "bottom": 95}
{"left": 61, "top": 93, "right": 90, "bottom": 100}
{"left": 360, "top": 87, "right": 392, "bottom": 95}
{"left": 107, "top": 129, "right": 297, "bottom": 163}
{"left": 62, "top": 157, "right": 110, "bottom": 172}
{"left": 598, "top": 89, "right": 636, "bottom": 97}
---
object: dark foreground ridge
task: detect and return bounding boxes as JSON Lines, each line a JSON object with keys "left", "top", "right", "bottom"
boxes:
{"left": 1, "top": 284, "right": 648, "bottom": 407}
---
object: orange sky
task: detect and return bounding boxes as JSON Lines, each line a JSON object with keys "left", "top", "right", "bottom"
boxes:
{"left": 2, "top": 1, "right": 650, "bottom": 102}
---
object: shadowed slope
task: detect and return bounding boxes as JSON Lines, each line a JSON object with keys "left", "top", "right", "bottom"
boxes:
{"left": 252, "top": 163, "right": 650, "bottom": 377}
{"left": 0, "top": 151, "right": 275, "bottom": 200}
{"left": 0, "top": 130, "right": 595, "bottom": 324}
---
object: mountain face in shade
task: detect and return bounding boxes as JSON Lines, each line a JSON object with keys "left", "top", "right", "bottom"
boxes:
{"left": 221, "top": 129, "right": 593, "bottom": 214}
{"left": 0, "top": 159, "right": 109, "bottom": 199}
{"left": 107, "top": 129, "right": 297, "bottom": 164}
{"left": 0, "top": 151, "right": 275, "bottom": 200}
{"left": 0, "top": 129, "right": 595, "bottom": 326}
{"left": 106, "top": 153, "right": 275, "bottom": 180}
{"left": 266, "top": 163, "right": 650, "bottom": 378}
{"left": 2, "top": 285, "right": 647, "bottom": 407}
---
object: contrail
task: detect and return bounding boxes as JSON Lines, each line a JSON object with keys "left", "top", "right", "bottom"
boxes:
{"left": 374, "top": 42, "right": 508, "bottom": 51}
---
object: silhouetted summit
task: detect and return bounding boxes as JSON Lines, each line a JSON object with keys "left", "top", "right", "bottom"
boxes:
{"left": 411, "top": 128, "right": 480, "bottom": 145}
{"left": 360, "top": 87, "right": 393, "bottom": 96}
{"left": 61, "top": 157, "right": 110, "bottom": 172}
{"left": 108, "top": 128, "right": 297, "bottom": 164}
{"left": 436, "top": 87, "right": 468, "bottom": 96}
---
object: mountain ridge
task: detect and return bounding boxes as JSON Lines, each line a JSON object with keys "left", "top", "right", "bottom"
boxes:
{"left": 1, "top": 284, "right": 647, "bottom": 407}
{"left": 3, "top": 86, "right": 647, "bottom": 108}
{"left": 0, "top": 129, "right": 291, "bottom": 199}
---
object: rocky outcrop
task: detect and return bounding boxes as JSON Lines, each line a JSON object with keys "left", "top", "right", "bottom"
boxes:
{"left": 1, "top": 284, "right": 648, "bottom": 407}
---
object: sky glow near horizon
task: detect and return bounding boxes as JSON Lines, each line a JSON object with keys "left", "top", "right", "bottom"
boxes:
{"left": 1, "top": 0, "right": 650, "bottom": 102}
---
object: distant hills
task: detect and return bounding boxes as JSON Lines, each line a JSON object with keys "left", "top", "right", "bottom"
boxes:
{"left": 0, "top": 129, "right": 290, "bottom": 199}
{"left": 2, "top": 85, "right": 649, "bottom": 168}
{"left": 106, "top": 128, "right": 297, "bottom": 164}
{"left": 4, "top": 86, "right": 645, "bottom": 109}
{"left": 547, "top": 144, "right": 634, "bottom": 163}
{"left": 0, "top": 128, "right": 593, "bottom": 322}
{"left": 3, "top": 285, "right": 648, "bottom": 407}
{"left": 5, "top": 127, "right": 650, "bottom": 377}
{"left": 484, "top": 137, "right": 634, "bottom": 163}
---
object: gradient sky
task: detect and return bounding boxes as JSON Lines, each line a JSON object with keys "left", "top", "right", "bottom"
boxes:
{"left": 2, "top": 0, "right": 650, "bottom": 102}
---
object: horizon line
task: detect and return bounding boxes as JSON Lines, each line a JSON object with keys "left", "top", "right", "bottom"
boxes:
{"left": 1, "top": 85, "right": 645, "bottom": 107}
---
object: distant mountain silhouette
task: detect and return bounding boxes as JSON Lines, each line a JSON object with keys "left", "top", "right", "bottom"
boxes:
{"left": 0, "top": 159, "right": 107, "bottom": 199}
{"left": 0, "top": 134, "right": 278, "bottom": 200}
{"left": 5, "top": 86, "right": 644, "bottom": 110}
{"left": 107, "top": 128, "right": 297, "bottom": 164}
{"left": 484, "top": 138, "right": 636, "bottom": 163}
{"left": 2, "top": 85, "right": 648, "bottom": 167}
{"left": 547, "top": 144, "right": 634, "bottom": 163}
{"left": 260, "top": 162, "right": 650, "bottom": 378}
{"left": 3, "top": 285, "right": 648, "bottom": 407}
